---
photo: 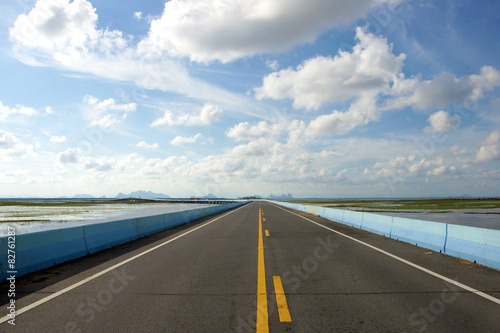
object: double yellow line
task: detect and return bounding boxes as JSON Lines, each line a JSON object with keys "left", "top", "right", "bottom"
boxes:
{"left": 257, "top": 207, "right": 268, "bottom": 332}
{"left": 257, "top": 206, "right": 291, "bottom": 332}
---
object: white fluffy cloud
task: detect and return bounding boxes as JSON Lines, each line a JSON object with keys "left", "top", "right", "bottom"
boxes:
{"left": 136, "top": 156, "right": 189, "bottom": 178}
{"left": 136, "top": 141, "right": 159, "bottom": 149}
{"left": 186, "top": 104, "right": 223, "bottom": 126}
{"left": 475, "top": 130, "right": 500, "bottom": 162}
{"left": 365, "top": 155, "right": 457, "bottom": 182}
{"left": 424, "top": 110, "right": 461, "bottom": 133}
{"left": 56, "top": 147, "right": 118, "bottom": 172}
{"left": 171, "top": 133, "right": 203, "bottom": 146}
{"left": 9, "top": 0, "right": 130, "bottom": 76}
{"left": 226, "top": 121, "right": 283, "bottom": 141}
{"left": 305, "top": 94, "right": 379, "bottom": 136}
{"left": 0, "top": 132, "right": 35, "bottom": 159}
{"left": 256, "top": 28, "right": 405, "bottom": 110}
{"left": 84, "top": 96, "right": 136, "bottom": 112}
{"left": 152, "top": 103, "right": 222, "bottom": 127}
{"left": 133, "top": 11, "right": 142, "bottom": 21}
{"left": 10, "top": 0, "right": 95, "bottom": 49}
{"left": 50, "top": 135, "right": 67, "bottom": 143}
{"left": 138, "top": 0, "right": 398, "bottom": 63}
{"left": 0, "top": 101, "right": 37, "bottom": 119}
{"left": 83, "top": 96, "right": 135, "bottom": 129}
{"left": 8, "top": 0, "right": 243, "bottom": 109}
{"left": 84, "top": 157, "right": 116, "bottom": 172}
{"left": 58, "top": 147, "right": 82, "bottom": 164}
{"left": 387, "top": 66, "right": 500, "bottom": 110}
{"left": 88, "top": 113, "right": 127, "bottom": 129}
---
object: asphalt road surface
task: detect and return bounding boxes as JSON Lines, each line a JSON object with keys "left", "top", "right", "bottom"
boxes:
{"left": 1, "top": 201, "right": 499, "bottom": 332}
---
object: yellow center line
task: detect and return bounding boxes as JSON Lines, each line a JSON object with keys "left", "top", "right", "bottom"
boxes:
{"left": 265, "top": 230, "right": 270, "bottom": 237}
{"left": 273, "top": 276, "right": 292, "bottom": 322}
{"left": 257, "top": 208, "right": 269, "bottom": 332}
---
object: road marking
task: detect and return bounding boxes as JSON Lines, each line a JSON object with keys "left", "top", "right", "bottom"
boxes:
{"left": 265, "top": 230, "right": 270, "bottom": 237}
{"left": 271, "top": 203, "right": 500, "bottom": 306}
{"left": 273, "top": 276, "right": 292, "bottom": 322}
{"left": 0, "top": 204, "right": 249, "bottom": 325}
{"left": 257, "top": 208, "right": 269, "bottom": 332}
{"left": 263, "top": 218, "right": 266, "bottom": 221}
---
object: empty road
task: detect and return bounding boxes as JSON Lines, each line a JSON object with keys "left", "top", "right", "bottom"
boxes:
{"left": 1, "top": 201, "right": 499, "bottom": 332}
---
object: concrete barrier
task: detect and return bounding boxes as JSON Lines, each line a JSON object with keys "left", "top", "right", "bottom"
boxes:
{"left": 391, "top": 217, "right": 447, "bottom": 253}
{"left": 343, "top": 210, "right": 364, "bottom": 229}
{"left": 84, "top": 218, "right": 139, "bottom": 254}
{"left": 323, "top": 208, "right": 344, "bottom": 223}
{"left": 445, "top": 224, "right": 500, "bottom": 270}
{"left": 5, "top": 226, "right": 88, "bottom": 278}
{"left": 269, "top": 200, "right": 500, "bottom": 271}
{"left": 359, "top": 212, "right": 393, "bottom": 237}
{"left": 0, "top": 202, "right": 247, "bottom": 281}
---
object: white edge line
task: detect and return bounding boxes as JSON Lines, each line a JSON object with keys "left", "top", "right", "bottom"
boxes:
{"left": 0, "top": 204, "right": 249, "bottom": 324}
{"left": 270, "top": 203, "right": 500, "bottom": 306}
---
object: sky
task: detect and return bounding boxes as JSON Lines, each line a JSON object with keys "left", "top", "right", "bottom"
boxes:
{"left": 0, "top": 0, "right": 499, "bottom": 199}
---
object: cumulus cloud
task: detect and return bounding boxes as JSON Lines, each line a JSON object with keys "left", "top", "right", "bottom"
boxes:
{"left": 138, "top": 0, "right": 398, "bottom": 63}
{"left": 151, "top": 103, "right": 222, "bottom": 127}
{"left": 8, "top": 0, "right": 243, "bottom": 108}
{"left": 50, "top": 135, "right": 67, "bottom": 143}
{"left": 136, "top": 141, "right": 159, "bottom": 149}
{"left": 0, "top": 132, "right": 35, "bottom": 158}
{"left": 365, "top": 155, "right": 457, "bottom": 182}
{"left": 386, "top": 66, "right": 500, "bottom": 110}
{"left": 84, "top": 96, "right": 136, "bottom": 112}
{"left": 255, "top": 27, "right": 405, "bottom": 110}
{"left": 84, "top": 157, "right": 116, "bottom": 172}
{"left": 171, "top": 133, "right": 203, "bottom": 146}
{"left": 89, "top": 113, "right": 127, "bottom": 129}
{"left": 83, "top": 96, "right": 135, "bottom": 128}
{"left": 0, "top": 101, "right": 37, "bottom": 119}
{"left": 57, "top": 147, "right": 82, "bottom": 164}
{"left": 137, "top": 156, "right": 189, "bottom": 177}
{"left": 226, "top": 121, "right": 283, "bottom": 141}
{"left": 133, "top": 11, "right": 143, "bottom": 21}
{"left": 423, "top": 110, "right": 461, "bottom": 133}
{"left": 151, "top": 111, "right": 185, "bottom": 127}
{"left": 475, "top": 130, "right": 500, "bottom": 162}
{"left": 9, "top": 0, "right": 129, "bottom": 60}
{"left": 305, "top": 94, "right": 379, "bottom": 136}
{"left": 186, "top": 103, "right": 223, "bottom": 125}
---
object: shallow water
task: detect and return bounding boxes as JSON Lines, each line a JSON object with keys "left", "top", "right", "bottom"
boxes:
{"left": 300, "top": 201, "right": 500, "bottom": 230}
{"left": 0, "top": 203, "right": 214, "bottom": 236}
{"left": 372, "top": 209, "right": 500, "bottom": 230}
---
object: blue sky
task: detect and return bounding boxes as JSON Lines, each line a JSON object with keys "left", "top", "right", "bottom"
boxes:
{"left": 0, "top": 0, "right": 499, "bottom": 198}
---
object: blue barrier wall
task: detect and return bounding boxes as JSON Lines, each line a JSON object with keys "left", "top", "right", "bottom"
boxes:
{"left": 0, "top": 202, "right": 247, "bottom": 281}
{"left": 269, "top": 200, "right": 500, "bottom": 271}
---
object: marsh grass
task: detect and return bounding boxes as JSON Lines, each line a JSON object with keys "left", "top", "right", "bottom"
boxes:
{"left": 291, "top": 198, "right": 500, "bottom": 212}
{"left": 0, "top": 200, "right": 172, "bottom": 224}
{"left": 0, "top": 200, "right": 148, "bottom": 207}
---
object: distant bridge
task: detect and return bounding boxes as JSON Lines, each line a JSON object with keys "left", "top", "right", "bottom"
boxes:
{"left": 113, "top": 197, "right": 241, "bottom": 205}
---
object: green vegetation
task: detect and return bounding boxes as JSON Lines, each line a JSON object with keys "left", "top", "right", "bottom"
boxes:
{"left": 0, "top": 200, "right": 171, "bottom": 224}
{"left": 291, "top": 198, "right": 500, "bottom": 212}
{"left": 0, "top": 200, "right": 168, "bottom": 207}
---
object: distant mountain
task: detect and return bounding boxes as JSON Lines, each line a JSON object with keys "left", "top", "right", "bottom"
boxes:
{"left": 201, "top": 193, "right": 218, "bottom": 199}
{"left": 269, "top": 193, "right": 294, "bottom": 200}
{"left": 73, "top": 194, "right": 95, "bottom": 199}
{"left": 115, "top": 190, "right": 170, "bottom": 199}
{"left": 240, "top": 195, "right": 263, "bottom": 199}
